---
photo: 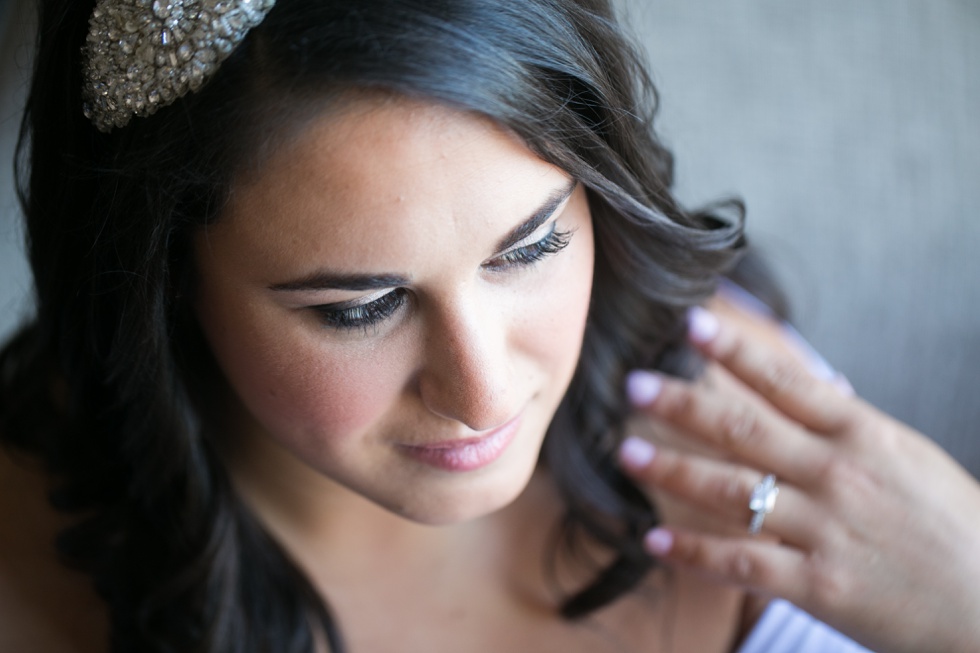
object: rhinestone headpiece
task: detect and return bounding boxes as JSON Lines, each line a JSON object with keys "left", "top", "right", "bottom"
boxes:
{"left": 82, "top": 0, "right": 277, "bottom": 132}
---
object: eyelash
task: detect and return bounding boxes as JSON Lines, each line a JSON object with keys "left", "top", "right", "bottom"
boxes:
{"left": 483, "top": 224, "right": 573, "bottom": 272}
{"left": 314, "top": 288, "right": 409, "bottom": 333}
{"left": 313, "top": 224, "right": 573, "bottom": 332}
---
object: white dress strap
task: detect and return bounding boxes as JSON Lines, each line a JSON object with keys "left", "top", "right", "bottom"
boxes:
{"left": 735, "top": 600, "right": 875, "bottom": 653}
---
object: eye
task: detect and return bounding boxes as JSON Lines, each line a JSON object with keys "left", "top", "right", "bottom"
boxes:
{"left": 484, "top": 222, "right": 573, "bottom": 272}
{"left": 312, "top": 287, "right": 408, "bottom": 333}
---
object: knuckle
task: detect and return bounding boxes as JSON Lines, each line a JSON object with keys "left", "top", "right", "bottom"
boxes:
{"left": 820, "top": 455, "right": 856, "bottom": 487}
{"left": 673, "top": 537, "right": 766, "bottom": 588}
{"left": 657, "top": 386, "right": 695, "bottom": 421}
{"left": 823, "top": 400, "right": 862, "bottom": 435}
{"left": 652, "top": 451, "right": 687, "bottom": 487}
{"left": 707, "top": 470, "right": 750, "bottom": 509}
{"left": 851, "top": 409, "right": 899, "bottom": 450}
{"left": 759, "top": 357, "right": 809, "bottom": 398}
{"left": 718, "top": 405, "right": 762, "bottom": 449}
{"left": 818, "top": 454, "right": 876, "bottom": 501}
{"left": 805, "top": 552, "right": 854, "bottom": 609}
{"left": 669, "top": 533, "right": 699, "bottom": 564}
{"left": 721, "top": 548, "right": 762, "bottom": 585}
{"left": 716, "top": 331, "right": 748, "bottom": 365}
{"left": 671, "top": 532, "right": 711, "bottom": 568}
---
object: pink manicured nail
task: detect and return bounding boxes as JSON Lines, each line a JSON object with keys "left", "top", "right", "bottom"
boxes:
{"left": 687, "top": 306, "right": 720, "bottom": 344}
{"left": 619, "top": 435, "right": 656, "bottom": 469}
{"left": 626, "top": 370, "right": 663, "bottom": 406}
{"left": 644, "top": 528, "right": 674, "bottom": 556}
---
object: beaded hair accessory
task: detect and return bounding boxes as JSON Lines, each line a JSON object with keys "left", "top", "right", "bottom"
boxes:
{"left": 82, "top": 0, "right": 277, "bottom": 132}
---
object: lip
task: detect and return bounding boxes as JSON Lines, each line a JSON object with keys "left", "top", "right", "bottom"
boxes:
{"left": 398, "top": 415, "right": 522, "bottom": 472}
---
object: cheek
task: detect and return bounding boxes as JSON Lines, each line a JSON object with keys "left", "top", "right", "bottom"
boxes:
{"left": 247, "top": 350, "right": 388, "bottom": 444}
{"left": 198, "top": 297, "right": 405, "bottom": 450}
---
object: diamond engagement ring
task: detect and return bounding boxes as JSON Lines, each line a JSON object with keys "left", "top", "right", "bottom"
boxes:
{"left": 748, "top": 474, "right": 779, "bottom": 535}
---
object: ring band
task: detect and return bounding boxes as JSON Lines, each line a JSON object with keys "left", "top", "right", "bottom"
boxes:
{"left": 748, "top": 474, "right": 779, "bottom": 534}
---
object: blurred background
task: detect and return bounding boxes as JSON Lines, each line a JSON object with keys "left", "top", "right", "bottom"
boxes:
{"left": 1, "top": 1, "right": 978, "bottom": 474}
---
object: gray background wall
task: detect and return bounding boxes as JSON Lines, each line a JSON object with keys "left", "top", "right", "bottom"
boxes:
{"left": 1, "top": 1, "right": 978, "bottom": 474}
{"left": 614, "top": 0, "right": 980, "bottom": 475}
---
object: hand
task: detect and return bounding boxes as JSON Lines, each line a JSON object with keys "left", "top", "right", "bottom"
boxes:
{"left": 618, "top": 306, "right": 980, "bottom": 653}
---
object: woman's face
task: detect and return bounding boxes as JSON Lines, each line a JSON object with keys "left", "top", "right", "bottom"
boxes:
{"left": 194, "top": 97, "right": 594, "bottom": 525}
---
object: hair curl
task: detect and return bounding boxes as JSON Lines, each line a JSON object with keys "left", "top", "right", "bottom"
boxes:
{"left": 1, "top": 0, "right": 744, "bottom": 650}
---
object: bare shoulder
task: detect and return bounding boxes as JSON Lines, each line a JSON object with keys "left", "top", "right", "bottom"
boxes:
{"left": 0, "top": 447, "right": 107, "bottom": 653}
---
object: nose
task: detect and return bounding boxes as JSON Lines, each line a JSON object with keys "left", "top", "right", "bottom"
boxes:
{"left": 416, "top": 294, "right": 517, "bottom": 432}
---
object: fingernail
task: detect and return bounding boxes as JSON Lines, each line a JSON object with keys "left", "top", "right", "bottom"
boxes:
{"left": 644, "top": 528, "right": 674, "bottom": 556}
{"left": 626, "top": 370, "right": 663, "bottom": 406}
{"left": 687, "top": 306, "right": 720, "bottom": 344}
{"left": 618, "top": 435, "right": 656, "bottom": 469}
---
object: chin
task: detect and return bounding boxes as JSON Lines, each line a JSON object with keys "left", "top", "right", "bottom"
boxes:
{"left": 383, "top": 459, "right": 539, "bottom": 527}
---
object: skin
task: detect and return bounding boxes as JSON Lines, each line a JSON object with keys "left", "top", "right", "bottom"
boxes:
{"left": 192, "top": 96, "right": 745, "bottom": 651}
{"left": 193, "top": 96, "right": 595, "bottom": 529}
{"left": 620, "top": 305, "right": 980, "bottom": 653}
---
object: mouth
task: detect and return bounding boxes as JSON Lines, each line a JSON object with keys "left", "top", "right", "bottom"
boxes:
{"left": 397, "top": 414, "right": 522, "bottom": 472}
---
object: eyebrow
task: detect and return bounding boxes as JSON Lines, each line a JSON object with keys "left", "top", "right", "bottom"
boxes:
{"left": 269, "top": 179, "right": 578, "bottom": 293}
{"left": 269, "top": 271, "right": 410, "bottom": 293}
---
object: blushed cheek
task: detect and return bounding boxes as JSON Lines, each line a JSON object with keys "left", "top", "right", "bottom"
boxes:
{"left": 242, "top": 347, "right": 405, "bottom": 451}
{"left": 200, "top": 301, "right": 407, "bottom": 454}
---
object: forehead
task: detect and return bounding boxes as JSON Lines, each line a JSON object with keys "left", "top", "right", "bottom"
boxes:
{"left": 207, "top": 97, "right": 569, "bottom": 276}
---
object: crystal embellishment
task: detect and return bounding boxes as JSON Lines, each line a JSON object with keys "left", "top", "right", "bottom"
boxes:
{"left": 82, "top": 0, "right": 276, "bottom": 132}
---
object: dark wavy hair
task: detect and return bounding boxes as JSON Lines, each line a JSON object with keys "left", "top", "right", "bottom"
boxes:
{"left": 0, "top": 0, "right": 745, "bottom": 650}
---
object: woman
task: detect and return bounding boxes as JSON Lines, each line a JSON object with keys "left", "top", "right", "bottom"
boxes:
{"left": 1, "top": 1, "right": 978, "bottom": 651}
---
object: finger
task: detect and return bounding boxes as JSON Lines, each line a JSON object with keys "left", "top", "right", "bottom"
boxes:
{"left": 643, "top": 526, "right": 809, "bottom": 605}
{"left": 618, "top": 437, "right": 817, "bottom": 545}
{"left": 627, "top": 370, "right": 831, "bottom": 486}
{"left": 687, "top": 306, "right": 854, "bottom": 434}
